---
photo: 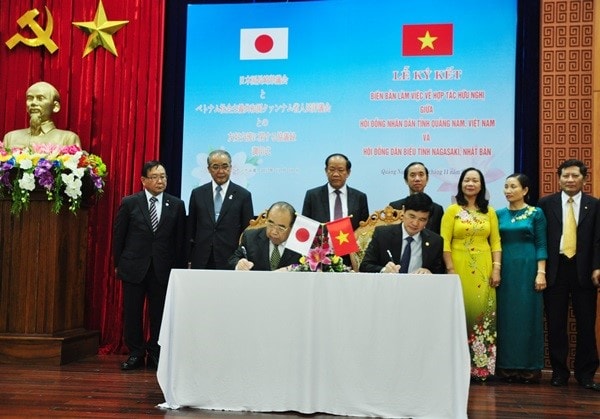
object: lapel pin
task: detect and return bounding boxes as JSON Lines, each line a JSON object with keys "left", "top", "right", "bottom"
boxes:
{"left": 425, "top": 242, "right": 430, "bottom": 246}
{"left": 228, "top": 195, "right": 233, "bottom": 200}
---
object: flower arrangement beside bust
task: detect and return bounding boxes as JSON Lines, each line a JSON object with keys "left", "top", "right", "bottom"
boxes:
{"left": 0, "top": 143, "right": 107, "bottom": 215}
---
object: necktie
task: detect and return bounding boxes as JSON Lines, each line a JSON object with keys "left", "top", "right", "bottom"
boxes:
{"left": 149, "top": 197, "right": 158, "bottom": 232}
{"left": 270, "top": 246, "right": 281, "bottom": 270}
{"left": 334, "top": 189, "right": 343, "bottom": 220}
{"left": 214, "top": 185, "right": 222, "bottom": 221}
{"left": 399, "top": 236, "right": 414, "bottom": 273}
{"left": 563, "top": 197, "right": 576, "bottom": 258}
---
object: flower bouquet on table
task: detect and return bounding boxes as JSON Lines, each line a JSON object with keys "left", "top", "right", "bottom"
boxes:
{"left": 286, "top": 214, "right": 358, "bottom": 272}
{"left": 0, "top": 143, "right": 107, "bottom": 215}
{"left": 293, "top": 229, "right": 350, "bottom": 272}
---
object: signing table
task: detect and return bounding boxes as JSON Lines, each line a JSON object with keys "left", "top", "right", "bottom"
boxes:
{"left": 157, "top": 270, "right": 469, "bottom": 418}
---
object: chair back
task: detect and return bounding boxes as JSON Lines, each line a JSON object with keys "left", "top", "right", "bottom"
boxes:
{"left": 350, "top": 205, "right": 403, "bottom": 271}
{"left": 239, "top": 209, "right": 268, "bottom": 243}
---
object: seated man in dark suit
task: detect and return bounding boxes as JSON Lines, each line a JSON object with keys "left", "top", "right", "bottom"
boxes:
{"left": 360, "top": 193, "right": 444, "bottom": 274}
{"left": 389, "top": 162, "right": 444, "bottom": 234}
{"left": 229, "top": 201, "right": 302, "bottom": 271}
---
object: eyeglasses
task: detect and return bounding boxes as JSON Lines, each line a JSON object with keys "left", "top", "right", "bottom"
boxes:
{"left": 209, "top": 163, "right": 231, "bottom": 171}
{"left": 145, "top": 175, "right": 167, "bottom": 181}
{"left": 266, "top": 220, "right": 289, "bottom": 233}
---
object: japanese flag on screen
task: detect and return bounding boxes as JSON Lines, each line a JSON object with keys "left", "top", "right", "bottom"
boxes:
{"left": 240, "top": 28, "right": 288, "bottom": 60}
{"left": 286, "top": 214, "right": 320, "bottom": 256}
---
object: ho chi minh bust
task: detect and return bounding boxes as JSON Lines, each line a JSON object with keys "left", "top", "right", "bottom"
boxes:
{"left": 2, "top": 81, "right": 81, "bottom": 149}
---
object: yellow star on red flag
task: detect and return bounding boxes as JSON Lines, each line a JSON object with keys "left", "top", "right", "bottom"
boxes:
{"left": 72, "top": 0, "right": 129, "bottom": 57}
{"left": 325, "top": 217, "right": 359, "bottom": 256}
{"left": 402, "top": 24, "right": 453, "bottom": 56}
{"left": 418, "top": 31, "right": 438, "bottom": 50}
{"left": 335, "top": 230, "right": 349, "bottom": 245}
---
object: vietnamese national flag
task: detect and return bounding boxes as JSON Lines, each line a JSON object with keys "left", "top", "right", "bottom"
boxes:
{"left": 286, "top": 214, "right": 320, "bottom": 256}
{"left": 402, "top": 23, "right": 453, "bottom": 56}
{"left": 240, "top": 28, "right": 288, "bottom": 60}
{"left": 325, "top": 217, "right": 359, "bottom": 257}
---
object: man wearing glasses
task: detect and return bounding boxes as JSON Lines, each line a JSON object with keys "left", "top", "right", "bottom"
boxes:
{"left": 229, "top": 201, "right": 301, "bottom": 271}
{"left": 113, "top": 161, "right": 186, "bottom": 370}
{"left": 188, "top": 150, "right": 254, "bottom": 269}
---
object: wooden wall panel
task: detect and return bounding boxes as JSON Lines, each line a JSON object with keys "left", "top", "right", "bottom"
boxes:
{"left": 593, "top": 0, "right": 600, "bottom": 352}
{"left": 539, "top": 0, "right": 597, "bottom": 370}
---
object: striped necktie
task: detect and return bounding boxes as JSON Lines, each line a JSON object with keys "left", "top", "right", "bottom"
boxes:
{"left": 149, "top": 197, "right": 158, "bottom": 232}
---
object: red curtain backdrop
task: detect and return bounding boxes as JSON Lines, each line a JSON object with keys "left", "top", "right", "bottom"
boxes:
{"left": 0, "top": 0, "right": 166, "bottom": 353}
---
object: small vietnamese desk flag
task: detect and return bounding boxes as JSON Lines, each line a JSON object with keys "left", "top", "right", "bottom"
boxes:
{"left": 402, "top": 23, "right": 453, "bottom": 56}
{"left": 240, "top": 28, "right": 288, "bottom": 60}
{"left": 286, "top": 214, "right": 320, "bottom": 256}
{"left": 326, "top": 216, "right": 359, "bottom": 257}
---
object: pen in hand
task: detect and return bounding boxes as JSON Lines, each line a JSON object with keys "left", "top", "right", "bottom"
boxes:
{"left": 385, "top": 249, "right": 400, "bottom": 274}
{"left": 236, "top": 245, "right": 254, "bottom": 271}
{"left": 386, "top": 249, "right": 394, "bottom": 262}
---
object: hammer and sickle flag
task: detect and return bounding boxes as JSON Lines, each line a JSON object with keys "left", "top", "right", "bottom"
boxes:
{"left": 6, "top": 7, "right": 58, "bottom": 53}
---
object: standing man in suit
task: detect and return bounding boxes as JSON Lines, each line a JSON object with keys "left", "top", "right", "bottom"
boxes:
{"left": 360, "top": 192, "right": 444, "bottom": 274}
{"left": 229, "top": 201, "right": 302, "bottom": 271}
{"left": 113, "top": 161, "right": 186, "bottom": 370}
{"left": 188, "top": 150, "right": 254, "bottom": 269}
{"left": 537, "top": 159, "right": 600, "bottom": 390}
{"left": 389, "top": 161, "right": 444, "bottom": 234}
{"left": 302, "top": 153, "right": 369, "bottom": 231}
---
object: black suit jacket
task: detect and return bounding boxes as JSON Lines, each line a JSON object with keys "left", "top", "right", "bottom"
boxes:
{"left": 302, "top": 184, "right": 369, "bottom": 231}
{"left": 359, "top": 224, "right": 444, "bottom": 274}
{"left": 228, "top": 228, "right": 302, "bottom": 271}
{"left": 389, "top": 197, "right": 444, "bottom": 234}
{"left": 188, "top": 181, "right": 254, "bottom": 269}
{"left": 537, "top": 192, "right": 600, "bottom": 288}
{"left": 113, "top": 191, "right": 187, "bottom": 284}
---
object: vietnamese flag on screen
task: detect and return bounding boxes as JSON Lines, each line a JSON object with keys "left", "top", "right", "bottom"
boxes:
{"left": 325, "top": 217, "right": 359, "bottom": 256}
{"left": 240, "top": 28, "right": 288, "bottom": 60}
{"left": 402, "top": 23, "right": 453, "bottom": 56}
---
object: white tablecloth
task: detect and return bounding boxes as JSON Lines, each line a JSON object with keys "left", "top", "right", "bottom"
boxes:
{"left": 157, "top": 270, "right": 469, "bottom": 418}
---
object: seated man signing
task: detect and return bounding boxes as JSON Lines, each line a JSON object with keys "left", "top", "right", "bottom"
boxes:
{"left": 360, "top": 193, "right": 444, "bottom": 274}
{"left": 229, "top": 201, "right": 302, "bottom": 271}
